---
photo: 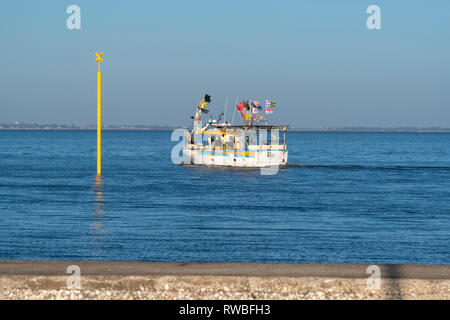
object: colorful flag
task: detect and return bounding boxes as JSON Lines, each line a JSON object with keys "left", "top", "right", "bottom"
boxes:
{"left": 236, "top": 103, "right": 245, "bottom": 118}
{"left": 266, "top": 100, "right": 276, "bottom": 108}
{"left": 251, "top": 101, "right": 261, "bottom": 114}
{"left": 266, "top": 99, "right": 276, "bottom": 114}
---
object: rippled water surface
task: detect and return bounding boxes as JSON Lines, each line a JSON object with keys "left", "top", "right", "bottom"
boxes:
{"left": 0, "top": 130, "right": 448, "bottom": 264}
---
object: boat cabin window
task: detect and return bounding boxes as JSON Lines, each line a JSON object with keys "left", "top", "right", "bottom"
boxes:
{"left": 225, "top": 137, "right": 234, "bottom": 150}
{"left": 271, "top": 130, "right": 279, "bottom": 145}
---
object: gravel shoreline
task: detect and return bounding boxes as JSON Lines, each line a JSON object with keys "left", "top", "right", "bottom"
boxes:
{"left": 0, "top": 275, "right": 448, "bottom": 300}
{"left": 0, "top": 262, "right": 448, "bottom": 300}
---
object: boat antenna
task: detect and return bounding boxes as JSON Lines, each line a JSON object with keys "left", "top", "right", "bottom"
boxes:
{"left": 231, "top": 97, "right": 237, "bottom": 125}
{"left": 217, "top": 111, "right": 224, "bottom": 123}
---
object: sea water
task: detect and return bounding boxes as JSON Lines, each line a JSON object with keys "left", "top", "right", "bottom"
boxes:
{"left": 0, "top": 130, "right": 448, "bottom": 264}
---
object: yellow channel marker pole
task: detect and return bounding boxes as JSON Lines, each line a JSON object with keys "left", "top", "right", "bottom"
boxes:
{"left": 95, "top": 52, "right": 103, "bottom": 175}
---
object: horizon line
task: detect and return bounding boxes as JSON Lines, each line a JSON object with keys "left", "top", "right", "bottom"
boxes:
{"left": 2, "top": 123, "right": 450, "bottom": 132}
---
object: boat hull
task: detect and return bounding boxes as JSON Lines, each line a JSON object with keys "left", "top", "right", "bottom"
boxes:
{"left": 182, "top": 146, "right": 288, "bottom": 167}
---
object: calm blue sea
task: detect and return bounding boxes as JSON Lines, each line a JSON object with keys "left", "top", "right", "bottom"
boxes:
{"left": 0, "top": 130, "right": 448, "bottom": 264}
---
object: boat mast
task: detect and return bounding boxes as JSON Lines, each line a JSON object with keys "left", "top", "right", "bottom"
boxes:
{"left": 223, "top": 96, "right": 228, "bottom": 125}
{"left": 231, "top": 97, "right": 237, "bottom": 125}
{"left": 265, "top": 97, "right": 268, "bottom": 125}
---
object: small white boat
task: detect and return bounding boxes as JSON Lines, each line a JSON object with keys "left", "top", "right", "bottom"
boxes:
{"left": 182, "top": 95, "right": 288, "bottom": 167}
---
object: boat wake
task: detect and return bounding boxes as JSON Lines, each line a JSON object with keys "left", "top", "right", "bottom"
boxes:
{"left": 287, "top": 164, "right": 450, "bottom": 171}
{"left": 181, "top": 163, "right": 450, "bottom": 172}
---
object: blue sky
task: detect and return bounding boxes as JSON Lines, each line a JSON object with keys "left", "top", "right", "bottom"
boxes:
{"left": 1, "top": 1, "right": 449, "bottom": 127}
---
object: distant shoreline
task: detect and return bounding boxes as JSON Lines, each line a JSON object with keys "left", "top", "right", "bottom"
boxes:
{"left": 2, "top": 127, "right": 450, "bottom": 133}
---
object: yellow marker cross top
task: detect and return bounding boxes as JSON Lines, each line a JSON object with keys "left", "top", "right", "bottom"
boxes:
{"left": 95, "top": 52, "right": 103, "bottom": 62}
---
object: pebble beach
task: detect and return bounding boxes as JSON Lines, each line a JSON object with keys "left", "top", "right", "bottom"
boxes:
{"left": 0, "top": 261, "right": 448, "bottom": 300}
{"left": 0, "top": 275, "right": 449, "bottom": 300}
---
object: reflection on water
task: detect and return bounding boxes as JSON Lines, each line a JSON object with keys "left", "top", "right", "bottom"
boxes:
{"left": 91, "top": 174, "right": 106, "bottom": 236}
